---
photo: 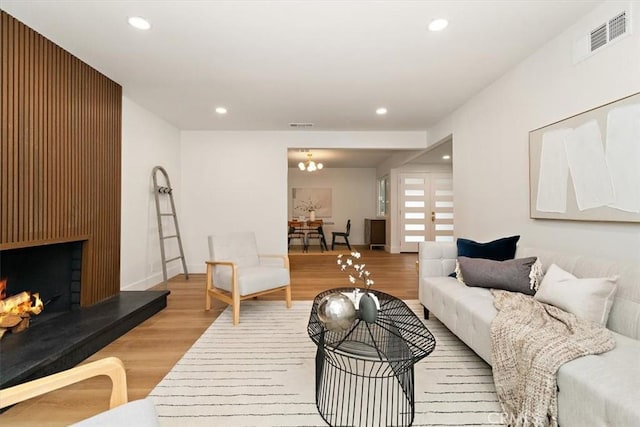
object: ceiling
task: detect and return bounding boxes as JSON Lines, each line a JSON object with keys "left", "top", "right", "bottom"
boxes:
{"left": 3, "top": 1, "right": 600, "bottom": 169}
{"left": 3, "top": 1, "right": 600, "bottom": 133}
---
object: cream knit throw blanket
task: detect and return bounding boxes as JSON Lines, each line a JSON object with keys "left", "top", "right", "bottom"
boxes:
{"left": 490, "top": 290, "right": 615, "bottom": 427}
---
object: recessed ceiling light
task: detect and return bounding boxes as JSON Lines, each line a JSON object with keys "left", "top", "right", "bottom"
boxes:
{"left": 376, "top": 107, "right": 388, "bottom": 115}
{"left": 442, "top": 155, "right": 451, "bottom": 160}
{"left": 128, "top": 16, "right": 151, "bottom": 30}
{"left": 215, "top": 107, "right": 228, "bottom": 115}
{"left": 428, "top": 18, "right": 448, "bottom": 32}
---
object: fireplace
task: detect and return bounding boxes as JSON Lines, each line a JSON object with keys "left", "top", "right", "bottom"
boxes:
{"left": 0, "top": 241, "right": 84, "bottom": 317}
{"left": 0, "top": 235, "right": 170, "bottom": 393}
{"left": 0, "top": 240, "right": 169, "bottom": 390}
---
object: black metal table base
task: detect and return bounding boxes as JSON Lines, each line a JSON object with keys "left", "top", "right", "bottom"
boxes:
{"left": 315, "top": 345, "right": 415, "bottom": 426}
{"left": 308, "top": 288, "right": 436, "bottom": 427}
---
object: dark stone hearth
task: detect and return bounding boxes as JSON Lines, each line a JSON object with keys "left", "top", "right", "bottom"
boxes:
{"left": 0, "top": 290, "right": 169, "bottom": 390}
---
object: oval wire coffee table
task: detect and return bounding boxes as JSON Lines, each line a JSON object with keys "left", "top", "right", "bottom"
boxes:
{"left": 307, "top": 288, "right": 436, "bottom": 427}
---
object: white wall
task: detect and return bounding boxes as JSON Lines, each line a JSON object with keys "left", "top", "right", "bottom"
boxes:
{"left": 120, "top": 96, "right": 182, "bottom": 290}
{"left": 288, "top": 167, "right": 378, "bottom": 246}
{"left": 180, "top": 131, "right": 426, "bottom": 273}
{"left": 427, "top": 1, "right": 640, "bottom": 261}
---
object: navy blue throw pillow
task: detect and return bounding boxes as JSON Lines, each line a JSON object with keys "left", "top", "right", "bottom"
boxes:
{"left": 456, "top": 235, "right": 520, "bottom": 261}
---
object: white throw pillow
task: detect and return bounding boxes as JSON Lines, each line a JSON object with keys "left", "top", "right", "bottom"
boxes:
{"left": 533, "top": 263, "right": 617, "bottom": 326}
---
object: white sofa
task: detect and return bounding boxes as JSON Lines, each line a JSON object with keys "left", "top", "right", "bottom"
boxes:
{"left": 418, "top": 242, "right": 640, "bottom": 427}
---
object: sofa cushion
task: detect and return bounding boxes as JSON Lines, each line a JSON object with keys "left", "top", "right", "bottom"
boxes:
{"left": 420, "top": 276, "right": 495, "bottom": 364}
{"left": 534, "top": 264, "right": 617, "bottom": 326}
{"left": 557, "top": 332, "right": 640, "bottom": 426}
{"left": 456, "top": 256, "right": 539, "bottom": 296}
{"left": 457, "top": 235, "right": 520, "bottom": 261}
{"left": 453, "top": 288, "right": 496, "bottom": 364}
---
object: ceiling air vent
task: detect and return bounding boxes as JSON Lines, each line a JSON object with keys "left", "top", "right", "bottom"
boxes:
{"left": 609, "top": 11, "right": 627, "bottom": 40}
{"left": 590, "top": 23, "right": 607, "bottom": 52}
{"left": 289, "top": 123, "right": 314, "bottom": 128}
{"left": 574, "top": 7, "right": 632, "bottom": 64}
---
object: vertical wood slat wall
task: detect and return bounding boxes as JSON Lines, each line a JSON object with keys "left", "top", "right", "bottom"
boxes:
{"left": 1, "top": 11, "right": 122, "bottom": 306}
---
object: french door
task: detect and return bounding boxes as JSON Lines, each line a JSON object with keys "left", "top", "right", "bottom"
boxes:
{"left": 399, "top": 173, "right": 454, "bottom": 252}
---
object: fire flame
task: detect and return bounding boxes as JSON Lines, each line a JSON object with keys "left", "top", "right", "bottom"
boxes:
{"left": 0, "top": 279, "right": 44, "bottom": 337}
{"left": 8, "top": 293, "right": 44, "bottom": 315}
{"left": 0, "top": 278, "right": 45, "bottom": 317}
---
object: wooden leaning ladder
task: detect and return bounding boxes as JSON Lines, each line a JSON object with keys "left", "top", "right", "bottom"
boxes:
{"left": 152, "top": 166, "right": 189, "bottom": 288}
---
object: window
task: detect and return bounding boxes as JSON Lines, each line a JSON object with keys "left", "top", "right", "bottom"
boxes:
{"left": 378, "top": 176, "right": 390, "bottom": 216}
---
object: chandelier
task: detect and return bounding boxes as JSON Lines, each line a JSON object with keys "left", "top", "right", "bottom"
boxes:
{"left": 298, "top": 153, "right": 324, "bottom": 172}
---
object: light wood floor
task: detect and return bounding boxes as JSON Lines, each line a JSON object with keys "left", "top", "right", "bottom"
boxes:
{"left": 1, "top": 248, "right": 418, "bottom": 426}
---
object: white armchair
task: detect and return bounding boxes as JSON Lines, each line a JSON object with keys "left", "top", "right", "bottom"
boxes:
{"left": 206, "top": 232, "right": 292, "bottom": 325}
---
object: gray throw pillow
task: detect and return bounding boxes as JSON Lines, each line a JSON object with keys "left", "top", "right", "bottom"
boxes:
{"left": 456, "top": 256, "right": 539, "bottom": 296}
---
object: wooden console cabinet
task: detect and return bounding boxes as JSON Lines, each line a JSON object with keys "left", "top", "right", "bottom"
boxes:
{"left": 364, "top": 219, "right": 386, "bottom": 249}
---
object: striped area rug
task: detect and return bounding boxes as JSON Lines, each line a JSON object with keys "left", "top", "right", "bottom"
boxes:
{"left": 149, "top": 300, "right": 504, "bottom": 426}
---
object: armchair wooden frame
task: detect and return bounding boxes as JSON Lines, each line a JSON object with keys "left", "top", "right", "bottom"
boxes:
{"left": 205, "top": 255, "right": 292, "bottom": 325}
{"left": 0, "top": 357, "right": 128, "bottom": 411}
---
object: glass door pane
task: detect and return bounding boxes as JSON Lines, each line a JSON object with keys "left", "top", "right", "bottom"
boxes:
{"left": 399, "top": 173, "right": 430, "bottom": 252}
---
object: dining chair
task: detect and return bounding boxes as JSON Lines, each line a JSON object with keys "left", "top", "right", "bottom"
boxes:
{"left": 206, "top": 232, "right": 292, "bottom": 325}
{"left": 305, "top": 220, "right": 328, "bottom": 252}
{"left": 287, "top": 220, "right": 307, "bottom": 252}
{"left": 331, "top": 219, "right": 352, "bottom": 251}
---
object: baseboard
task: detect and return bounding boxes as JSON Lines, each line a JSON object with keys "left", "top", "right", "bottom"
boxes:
{"left": 121, "top": 266, "right": 182, "bottom": 291}
{"left": 187, "top": 264, "right": 206, "bottom": 274}
{"left": 389, "top": 244, "right": 401, "bottom": 254}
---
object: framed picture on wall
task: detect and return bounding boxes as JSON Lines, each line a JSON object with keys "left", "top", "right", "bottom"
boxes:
{"left": 292, "top": 188, "right": 332, "bottom": 218}
{"left": 529, "top": 92, "right": 640, "bottom": 223}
